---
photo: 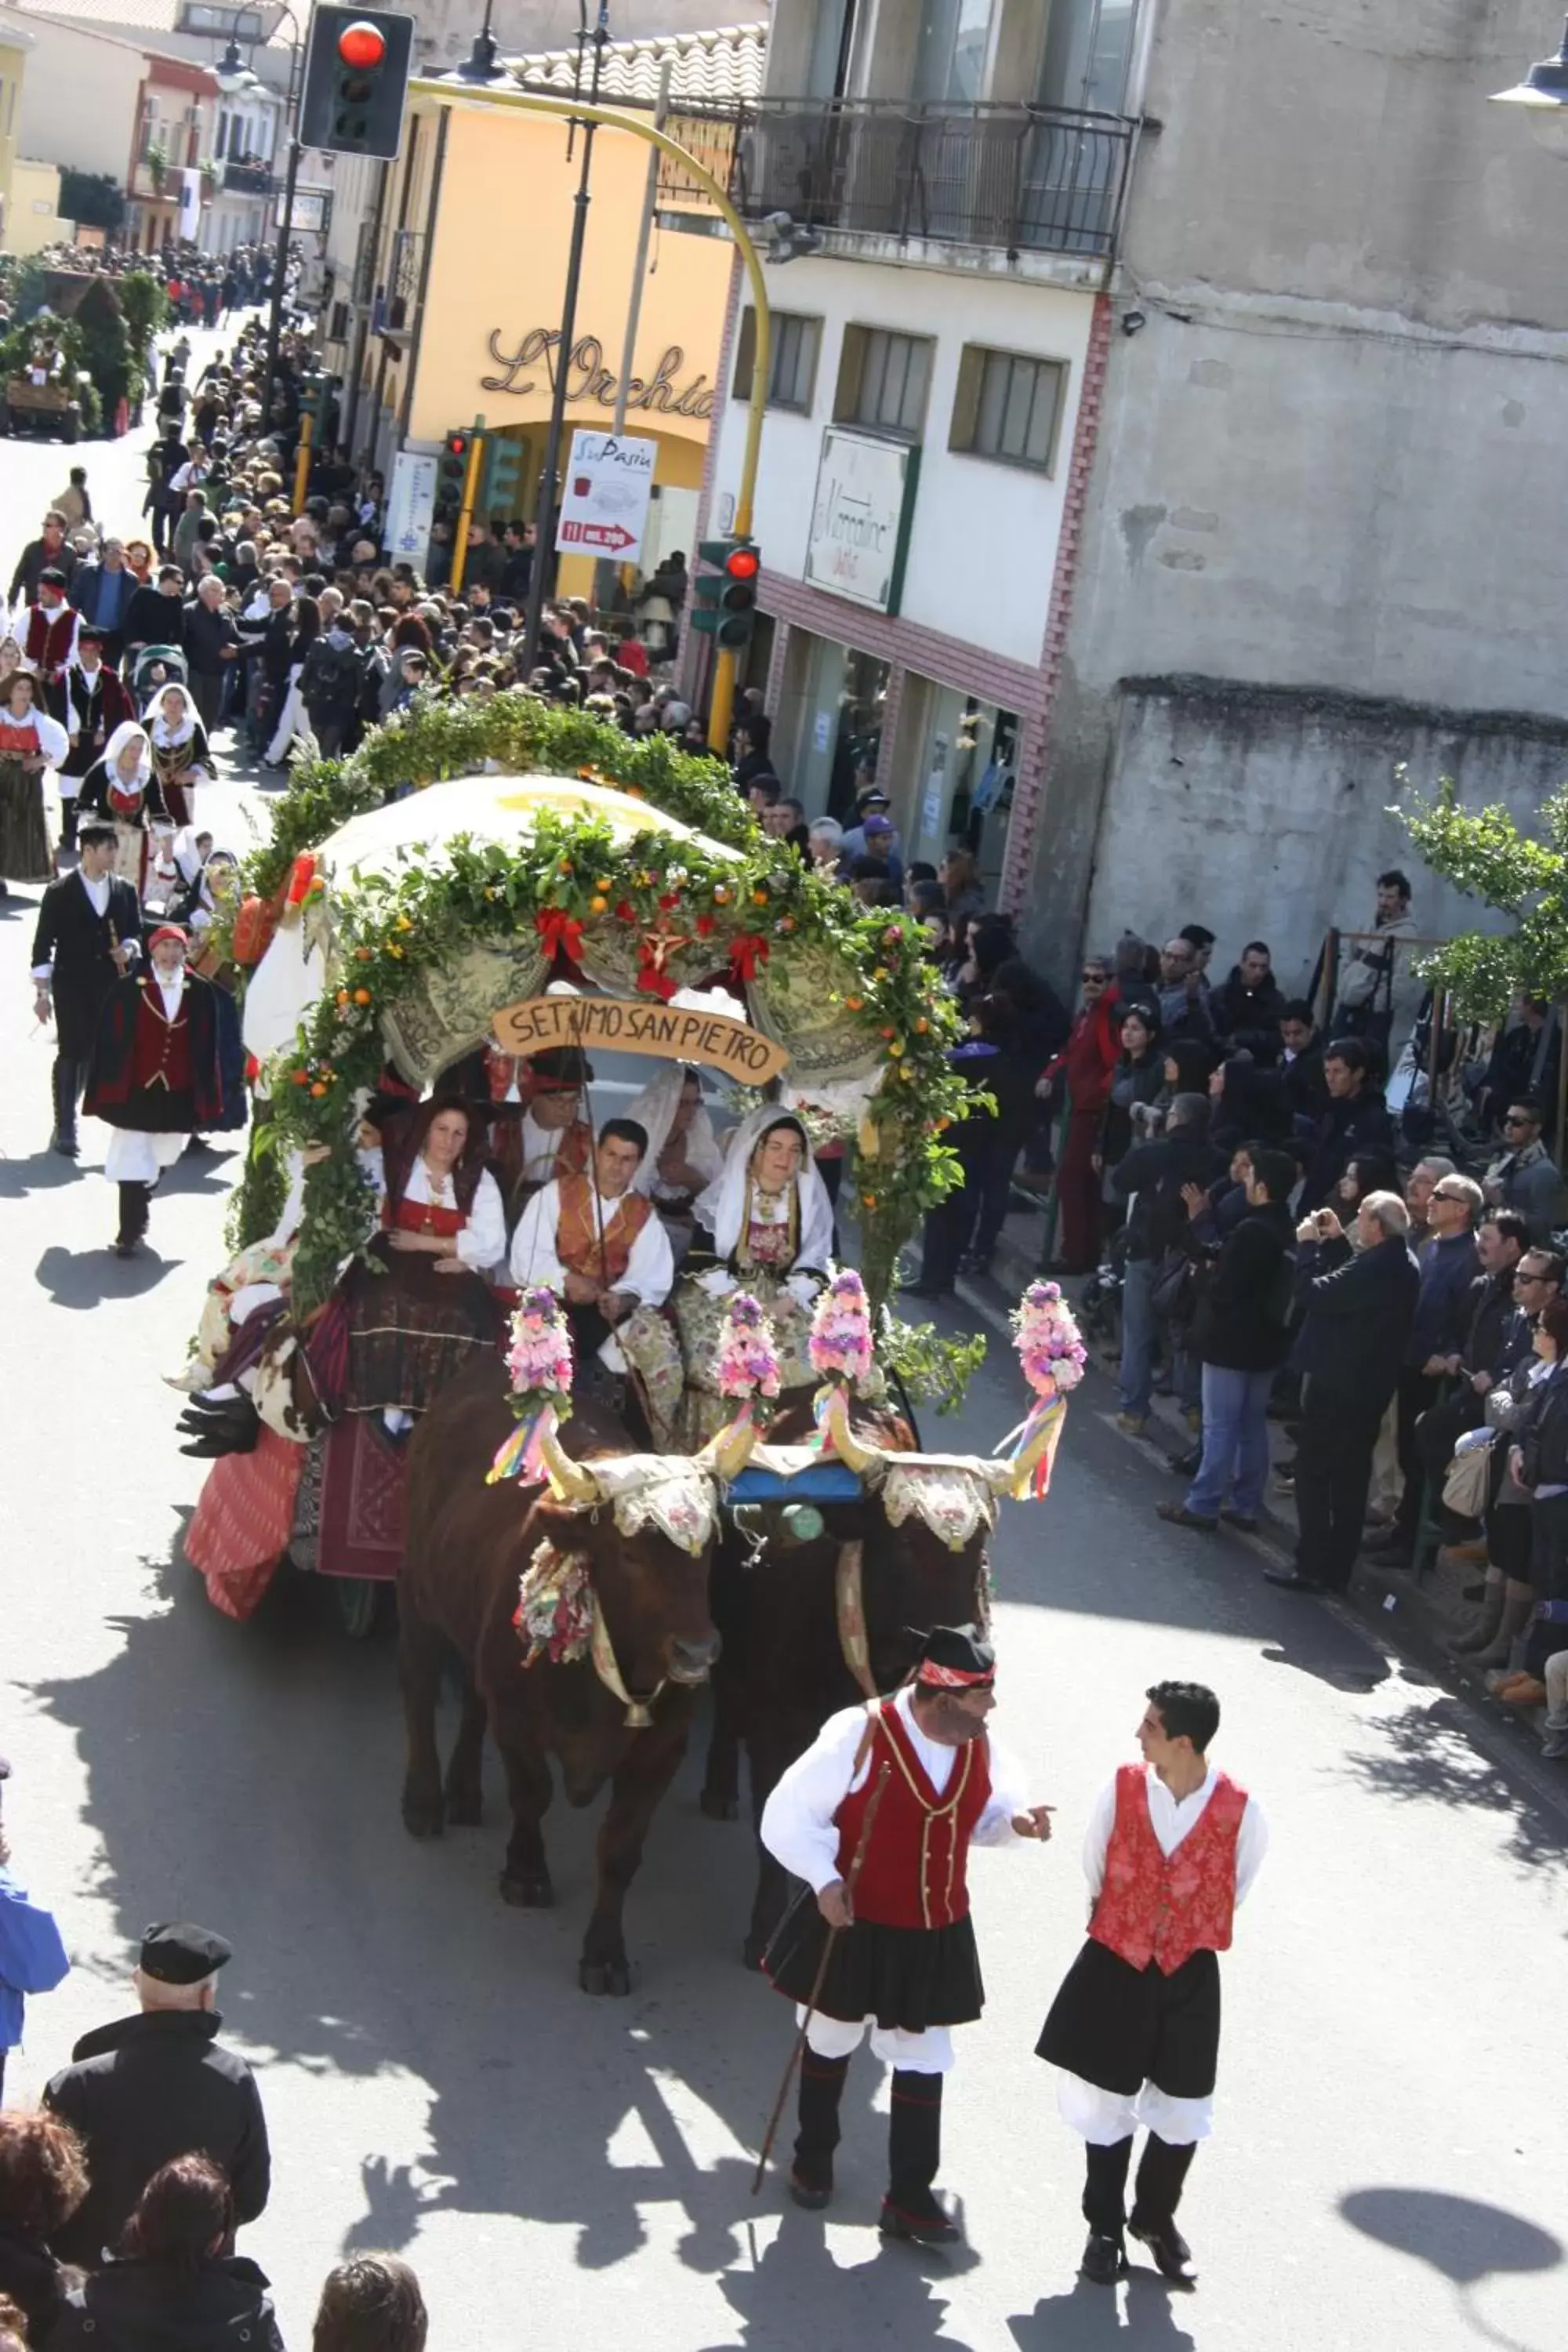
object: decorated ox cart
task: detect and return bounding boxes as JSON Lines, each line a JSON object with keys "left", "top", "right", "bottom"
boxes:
{"left": 176, "top": 694, "right": 1083, "bottom": 1986}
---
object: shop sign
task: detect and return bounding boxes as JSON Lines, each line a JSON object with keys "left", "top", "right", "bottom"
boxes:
{"left": 493, "top": 993, "right": 789, "bottom": 1081}
{"left": 482, "top": 328, "right": 715, "bottom": 419}
{"left": 805, "top": 428, "right": 919, "bottom": 615}
{"left": 555, "top": 430, "right": 657, "bottom": 561}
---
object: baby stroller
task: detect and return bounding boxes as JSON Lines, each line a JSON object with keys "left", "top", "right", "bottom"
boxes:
{"left": 129, "top": 643, "right": 189, "bottom": 705}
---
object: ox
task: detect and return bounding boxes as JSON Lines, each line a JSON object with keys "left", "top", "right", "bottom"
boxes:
{"left": 699, "top": 1399, "right": 996, "bottom": 1966}
{"left": 399, "top": 1359, "right": 721, "bottom": 1994}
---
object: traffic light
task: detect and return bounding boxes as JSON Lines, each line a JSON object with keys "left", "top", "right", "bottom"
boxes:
{"left": 299, "top": 7, "right": 415, "bottom": 161}
{"left": 480, "top": 432, "right": 524, "bottom": 522}
{"left": 691, "top": 537, "right": 761, "bottom": 648}
{"left": 437, "top": 429, "right": 472, "bottom": 517}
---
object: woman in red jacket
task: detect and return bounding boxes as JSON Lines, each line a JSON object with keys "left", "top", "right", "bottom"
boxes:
{"left": 1040, "top": 957, "right": 1123, "bottom": 1274}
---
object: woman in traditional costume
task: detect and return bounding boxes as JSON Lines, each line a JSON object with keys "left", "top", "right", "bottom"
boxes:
{"left": 344, "top": 1095, "right": 508, "bottom": 1432}
{"left": 654, "top": 1108, "right": 835, "bottom": 1446}
{"left": 626, "top": 1064, "right": 724, "bottom": 1252}
{"left": 172, "top": 848, "right": 248, "bottom": 1135}
{"left": 75, "top": 721, "right": 165, "bottom": 896}
{"left": 0, "top": 670, "right": 68, "bottom": 886}
{"left": 143, "top": 682, "right": 212, "bottom": 829}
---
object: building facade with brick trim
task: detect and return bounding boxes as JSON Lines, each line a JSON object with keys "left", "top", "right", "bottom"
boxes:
{"left": 675, "top": 0, "right": 1142, "bottom": 913}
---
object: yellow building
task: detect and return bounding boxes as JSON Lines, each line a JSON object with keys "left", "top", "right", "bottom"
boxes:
{"left": 0, "top": 22, "right": 30, "bottom": 252}
{"left": 338, "top": 24, "right": 765, "bottom": 594}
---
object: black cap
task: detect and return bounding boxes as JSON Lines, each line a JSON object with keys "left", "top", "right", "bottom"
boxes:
{"left": 139, "top": 1922, "right": 232, "bottom": 1983}
{"left": 908, "top": 1624, "right": 996, "bottom": 1689}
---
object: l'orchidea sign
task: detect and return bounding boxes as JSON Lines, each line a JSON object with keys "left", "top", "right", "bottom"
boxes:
{"left": 492, "top": 994, "right": 788, "bottom": 1082}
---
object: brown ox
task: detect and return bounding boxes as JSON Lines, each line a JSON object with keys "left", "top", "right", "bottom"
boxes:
{"left": 399, "top": 1359, "right": 720, "bottom": 1994}
{"left": 699, "top": 1400, "right": 993, "bottom": 1965}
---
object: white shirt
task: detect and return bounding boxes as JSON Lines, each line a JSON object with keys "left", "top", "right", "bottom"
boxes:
{"left": 397, "top": 1159, "right": 506, "bottom": 1273}
{"left": 509, "top": 1176, "right": 674, "bottom": 1305}
{"left": 79, "top": 870, "right": 111, "bottom": 918}
{"left": 1080, "top": 1763, "right": 1269, "bottom": 1909}
{"left": 760, "top": 1686, "right": 1029, "bottom": 1895}
{"left": 154, "top": 967, "right": 186, "bottom": 1020}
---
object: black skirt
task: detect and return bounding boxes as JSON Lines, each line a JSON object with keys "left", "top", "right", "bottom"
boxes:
{"left": 764, "top": 1888, "right": 984, "bottom": 2032}
{"left": 1036, "top": 1939, "right": 1221, "bottom": 2100}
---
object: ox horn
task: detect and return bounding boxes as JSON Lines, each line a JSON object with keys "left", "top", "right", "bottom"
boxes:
{"left": 537, "top": 1415, "right": 601, "bottom": 1509}
{"left": 696, "top": 1400, "right": 764, "bottom": 1484}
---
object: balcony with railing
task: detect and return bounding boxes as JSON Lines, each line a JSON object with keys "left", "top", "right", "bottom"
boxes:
{"left": 223, "top": 158, "right": 274, "bottom": 196}
{"left": 375, "top": 227, "right": 425, "bottom": 338}
{"left": 658, "top": 96, "right": 1138, "bottom": 268}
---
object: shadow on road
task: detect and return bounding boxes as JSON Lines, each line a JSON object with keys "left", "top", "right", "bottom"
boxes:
{"left": 34, "top": 1242, "right": 184, "bottom": 1307}
{"left": 1341, "top": 2187, "right": 1560, "bottom": 2349}
{"left": 31, "top": 1533, "right": 913, "bottom": 2272}
{"left": 0, "top": 1150, "right": 85, "bottom": 1198}
{"left": 1330, "top": 1697, "right": 1568, "bottom": 1871}
{"left": 1009, "top": 2272, "right": 1198, "bottom": 2350}
{"left": 716, "top": 2212, "right": 971, "bottom": 2347}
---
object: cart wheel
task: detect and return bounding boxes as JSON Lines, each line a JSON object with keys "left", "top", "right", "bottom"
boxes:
{"left": 63, "top": 409, "right": 79, "bottom": 445}
{"left": 334, "top": 1577, "right": 380, "bottom": 1639}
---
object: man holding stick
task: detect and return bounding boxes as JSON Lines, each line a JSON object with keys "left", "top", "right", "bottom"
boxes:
{"left": 758, "top": 1624, "right": 1054, "bottom": 2244}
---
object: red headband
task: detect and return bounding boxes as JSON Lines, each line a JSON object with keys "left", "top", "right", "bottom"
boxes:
{"left": 916, "top": 1661, "right": 994, "bottom": 1690}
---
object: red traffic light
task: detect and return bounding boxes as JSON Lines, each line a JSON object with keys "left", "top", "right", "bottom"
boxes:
{"left": 338, "top": 19, "right": 387, "bottom": 67}
{"left": 447, "top": 434, "right": 468, "bottom": 456}
{"left": 725, "top": 546, "right": 760, "bottom": 581}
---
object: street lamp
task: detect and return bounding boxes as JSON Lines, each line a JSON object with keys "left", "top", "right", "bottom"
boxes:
{"left": 1490, "top": 14, "right": 1568, "bottom": 158}
{"left": 213, "top": 37, "right": 258, "bottom": 96}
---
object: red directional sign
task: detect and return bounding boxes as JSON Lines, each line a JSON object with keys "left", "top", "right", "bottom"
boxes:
{"left": 560, "top": 519, "right": 638, "bottom": 552}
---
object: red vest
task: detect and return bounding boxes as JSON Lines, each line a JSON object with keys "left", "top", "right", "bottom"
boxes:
{"left": 1089, "top": 1764, "right": 1247, "bottom": 1976}
{"left": 557, "top": 1174, "right": 650, "bottom": 1287}
{"left": 130, "top": 976, "right": 194, "bottom": 1096}
{"left": 386, "top": 1196, "right": 465, "bottom": 1240}
{"left": 833, "top": 1698, "right": 993, "bottom": 1933}
{"left": 24, "top": 601, "right": 75, "bottom": 680}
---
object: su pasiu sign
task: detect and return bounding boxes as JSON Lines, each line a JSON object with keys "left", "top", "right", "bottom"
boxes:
{"left": 492, "top": 994, "right": 788, "bottom": 1082}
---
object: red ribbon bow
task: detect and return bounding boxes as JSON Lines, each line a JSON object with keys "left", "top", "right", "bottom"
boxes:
{"left": 535, "top": 907, "right": 585, "bottom": 965}
{"left": 728, "top": 933, "right": 771, "bottom": 985}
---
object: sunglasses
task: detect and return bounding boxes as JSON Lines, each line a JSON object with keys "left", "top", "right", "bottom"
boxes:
{"left": 1503, "top": 1115, "right": 1534, "bottom": 1127}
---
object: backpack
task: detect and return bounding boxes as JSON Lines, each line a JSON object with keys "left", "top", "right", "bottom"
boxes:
{"left": 307, "top": 641, "right": 363, "bottom": 706}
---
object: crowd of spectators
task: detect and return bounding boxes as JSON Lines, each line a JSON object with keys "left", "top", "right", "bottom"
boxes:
{"left": 0, "top": 1805, "right": 427, "bottom": 2352}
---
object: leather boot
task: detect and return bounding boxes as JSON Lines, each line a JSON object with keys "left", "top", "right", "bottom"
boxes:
{"left": 1446, "top": 1581, "right": 1505, "bottom": 1656}
{"left": 50, "top": 1057, "right": 80, "bottom": 1156}
{"left": 789, "top": 2050, "right": 848, "bottom": 2209}
{"left": 1129, "top": 2134, "right": 1198, "bottom": 2281}
{"left": 1470, "top": 1584, "right": 1536, "bottom": 1670}
{"left": 880, "top": 2071, "right": 960, "bottom": 2243}
{"left": 114, "top": 1181, "right": 151, "bottom": 1256}
{"left": 1080, "top": 2138, "right": 1133, "bottom": 2283}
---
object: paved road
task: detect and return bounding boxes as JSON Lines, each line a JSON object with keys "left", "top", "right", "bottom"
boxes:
{"left": 2, "top": 378, "right": 1565, "bottom": 2350}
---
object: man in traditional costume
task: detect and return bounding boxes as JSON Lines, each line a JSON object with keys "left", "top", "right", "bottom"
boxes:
{"left": 31, "top": 818, "right": 143, "bottom": 1156}
{"left": 1036, "top": 1679, "right": 1268, "bottom": 2287}
{"left": 60, "top": 626, "right": 136, "bottom": 855}
{"left": 760, "top": 1625, "right": 1053, "bottom": 2245}
{"left": 20, "top": 569, "right": 80, "bottom": 717}
{"left": 509, "top": 1116, "right": 673, "bottom": 1380}
{"left": 84, "top": 924, "right": 223, "bottom": 1256}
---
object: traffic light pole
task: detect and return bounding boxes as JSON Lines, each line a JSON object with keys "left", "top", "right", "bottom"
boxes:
{"left": 448, "top": 418, "right": 486, "bottom": 596}
{"left": 261, "top": 11, "right": 307, "bottom": 436}
{"left": 409, "top": 71, "right": 772, "bottom": 746}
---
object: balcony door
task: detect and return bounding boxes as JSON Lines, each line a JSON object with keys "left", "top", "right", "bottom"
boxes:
{"left": 806, "top": 0, "right": 858, "bottom": 99}
{"left": 915, "top": 0, "right": 996, "bottom": 103}
{"left": 1021, "top": 0, "right": 1140, "bottom": 252}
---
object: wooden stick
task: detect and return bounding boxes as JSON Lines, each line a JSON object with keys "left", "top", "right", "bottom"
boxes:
{"left": 750, "top": 1759, "right": 891, "bottom": 2197}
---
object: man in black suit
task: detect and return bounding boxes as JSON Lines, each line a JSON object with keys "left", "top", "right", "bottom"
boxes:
{"left": 1266, "top": 1189, "right": 1421, "bottom": 1594}
{"left": 30, "top": 819, "right": 142, "bottom": 1156}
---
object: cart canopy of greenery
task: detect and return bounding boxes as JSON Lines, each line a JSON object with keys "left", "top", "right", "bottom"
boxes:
{"left": 234, "top": 695, "right": 985, "bottom": 1323}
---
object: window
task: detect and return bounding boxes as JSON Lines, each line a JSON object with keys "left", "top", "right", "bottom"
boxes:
{"left": 834, "top": 326, "right": 934, "bottom": 441}
{"left": 949, "top": 345, "right": 1067, "bottom": 473}
{"left": 731, "top": 307, "right": 822, "bottom": 412}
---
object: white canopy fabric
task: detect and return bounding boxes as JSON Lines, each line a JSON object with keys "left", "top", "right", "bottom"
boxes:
{"left": 317, "top": 772, "right": 742, "bottom": 881}
{"left": 243, "top": 773, "right": 743, "bottom": 1066}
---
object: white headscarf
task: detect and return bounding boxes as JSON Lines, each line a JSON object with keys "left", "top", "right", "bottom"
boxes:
{"left": 101, "top": 720, "right": 152, "bottom": 789}
{"left": 694, "top": 1105, "right": 835, "bottom": 1272}
{"left": 144, "top": 683, "right": 197, "bottom": 747}
{"left": 627, "top": 1065, "right": 724, "bottom": 1199}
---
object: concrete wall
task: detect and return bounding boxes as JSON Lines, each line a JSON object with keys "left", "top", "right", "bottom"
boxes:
{"left": 1026, "top": 0, "right": 1568, "bottom": 983}
{"left": 7, "top": 156, "right": 69, "bottom": 255}
{"left": 706, "top": 252, "right": 1096, "bottom": 667}
{"left": 9, "top": 13, "right": 143, "bottom": 180}
{"left": 1083, "top": 677, "right": 1568, "bottom": 989}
